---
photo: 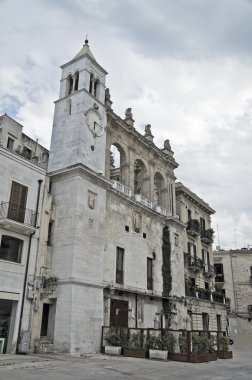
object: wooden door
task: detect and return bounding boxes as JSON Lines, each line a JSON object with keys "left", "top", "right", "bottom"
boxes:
{"left": 110, "top": 299, "right": 128, "bottom": 327}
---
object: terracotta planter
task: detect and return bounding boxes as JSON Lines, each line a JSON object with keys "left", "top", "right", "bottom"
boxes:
{"left": 217, "top": 351, "right": 233, "bottom": 359}
{"left": 124, "top": 349, "right": 148, "bottom": 358}
{"left": 149, "top": 349, "right": 168, "bottom": 360}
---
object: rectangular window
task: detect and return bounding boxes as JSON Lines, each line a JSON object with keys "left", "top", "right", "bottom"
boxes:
{"left": 202, "top": 313, "right": 209, "bottom": 331}
{"left": 7, "top": 137, "right": 14, "bottom": 151}
{"left": 0, "top": 235, "right": 23, "bottom": 263}
{"left": 202, "top": 249, "right": 210, "bottom": 271}
{"left": 188, "top": 209, "right": 191, "bottom": 221}
{"left": 147, "top": 257, "right": 153, "bottom": 290}
{"left": 217, "top": 315, "right": 222, "bottom": 332}
{"left": 214, "top": 263, "right": 224, "bottom": 282}
{"left": 116, "top": 247, "right": 124, "bottom": 284}
{"left": 200, "top": 217, "right": 206, "bottom": 236}
{"left": 188, "top": 242, "right": 196, "bottom": 257}
{"left": 22, "top": 146, "right": 32, "bottom": 159}
{"left": 8, "top": 181, "right": 28, "bottom": 223}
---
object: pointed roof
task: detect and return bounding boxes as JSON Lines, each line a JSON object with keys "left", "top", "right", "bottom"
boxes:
{"left": 60, "top": 39, "right": 108, "bottom": 74}
{"left": 73, "top": 39, "right": 96, "bottom": 61}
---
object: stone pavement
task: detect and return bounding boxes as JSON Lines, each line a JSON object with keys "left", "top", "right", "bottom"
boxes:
{"left": 0, "top": 348, "right": 251, "bottom": 380}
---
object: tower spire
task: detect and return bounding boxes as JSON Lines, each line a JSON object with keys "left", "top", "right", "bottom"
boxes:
{"left": 85, "top": 34, "right": 89, "bottom": 45}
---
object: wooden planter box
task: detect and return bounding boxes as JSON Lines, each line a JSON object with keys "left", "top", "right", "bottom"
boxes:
{"left": 104, "top": 346, "right": 122, "bottom": 355}
{"left": 168, "top": 352, "right": 189, "bottom": 362}
{"left": 217, "top": 351, "right": 233, "bottom": 359}
{"left": 208, "top": 352, "right": 217, "bottom": 361}
{"left": 149, "top": 349, "right": 168, "bottom": 360}
{"left": 124, "top": 349, "right": 148, "bottom": 358}
{"left": 188, "top": 353, "right": 210, "bottom": 363}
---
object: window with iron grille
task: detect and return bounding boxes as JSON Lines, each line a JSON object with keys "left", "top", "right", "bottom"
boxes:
{"left": 147, "top": 257, "right": 153, "bottom": 290}
{"left": 116, "top": 247, "right": 124, "bottom": 284}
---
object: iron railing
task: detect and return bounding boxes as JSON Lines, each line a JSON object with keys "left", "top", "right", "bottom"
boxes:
{"left": 0, "top": 202, "right": 37, "bottom": 227}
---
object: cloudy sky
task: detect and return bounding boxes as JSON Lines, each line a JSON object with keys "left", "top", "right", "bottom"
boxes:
{"left": 1, "top": 0, "right": 252, "bottom": 250}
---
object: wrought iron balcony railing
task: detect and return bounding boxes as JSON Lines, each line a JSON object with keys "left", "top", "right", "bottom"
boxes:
{"left": 0, "top": 202, "right": 37, "bottom": 227}
{"left": 186, "top": 219, "right": 201, "bottom": 237}
{"left": 184, "top": 253, "right": 203, "bottom": 270}
{"left": 201, "top": 228, "right": 214, "bottom": 244}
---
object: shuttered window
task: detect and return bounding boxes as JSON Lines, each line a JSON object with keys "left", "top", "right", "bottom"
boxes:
{"left": 8, "top": 181, "right": 28, "bottom": 223}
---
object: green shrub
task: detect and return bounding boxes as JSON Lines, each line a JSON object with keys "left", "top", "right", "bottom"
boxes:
{"left": 147, "top": 334, "right": 176, "bottom": 351}
{"left": 192, "top": 335, "right": 214, "bottom": 354}
{"left": 127, "top": 332, "right": 146, "bottom": 350}
{"left": 106, "top": 333, "right": 122, "bottom": 346}
{"left": 219, "top": 336, "right": 229, "bottom": 352}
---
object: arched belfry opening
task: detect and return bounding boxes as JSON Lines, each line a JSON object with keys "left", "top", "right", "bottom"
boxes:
{"left": 89, "top": 73, "right": 94, "bottom": 94}
{"left": 66, "top": 75, "right": 73, "bottom": 95}
{"left": 110, "top": 144, "right": 127, "bottom": 185}
{"left": 154, "top": 172, "right": 166, "bottom": 207}
{"left": 134, "top": 159, "right": 148, "bottom": 197}
{"left": 74, "top": 71, "right": 79, "bottom": 91}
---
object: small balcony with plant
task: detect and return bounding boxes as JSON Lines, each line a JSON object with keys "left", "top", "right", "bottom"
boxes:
{"left": 201, "top": 228, "right": 214, "bottom": 244}
{"left": 184, "top": 253, "right": 203, "bottom": 272}
{"left": 186, "top": 219, "right": 201, "bottom": 237}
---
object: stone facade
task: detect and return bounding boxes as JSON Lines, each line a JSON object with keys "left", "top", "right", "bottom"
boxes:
{"left": 176, "top": 183, "right": 227, "bottom": 332}
{"left": 0, "top": 42, "right": 228, "bottom": 355}
{"left": 213, "top": 249, "right": 252, "bottom": 348}
{"left": 0, "top": 114, "right": 49, "bottom": 353}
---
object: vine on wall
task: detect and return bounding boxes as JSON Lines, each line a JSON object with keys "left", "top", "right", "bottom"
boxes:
{"left": 162, "top": 226, "right": 172, "bottom": 322}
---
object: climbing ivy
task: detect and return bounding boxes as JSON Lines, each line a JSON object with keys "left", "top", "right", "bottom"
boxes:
{"left": 162, "top": 226, "right": 172, "bottom": 321}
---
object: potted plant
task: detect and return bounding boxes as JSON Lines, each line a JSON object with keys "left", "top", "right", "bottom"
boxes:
{"left": 190, "top": 335, "right": 210, "bottom": 363}
{"left": 105, "top": 333, "right": 122, "bottom": 355}
{"left": 218, "top": 336, "right": 233, "bottom": 359}
{"left": 124, "top": 332, "right": 147, "bottom": 358}
{"left": 207, "top": 335, "right": 217, "bottom": 361}
{"left": 148, "top": 334, "right": 176, "bottom": 360}
{"left": 168, "top": 333, "right": 189, "bottom": 362}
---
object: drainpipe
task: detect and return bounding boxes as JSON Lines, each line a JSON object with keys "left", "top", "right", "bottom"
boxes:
{"left": 229, "top": 252, "right": 237, "bottom": 313}
{"left": 16, "top": 179, "right": 43, "bottom": 354}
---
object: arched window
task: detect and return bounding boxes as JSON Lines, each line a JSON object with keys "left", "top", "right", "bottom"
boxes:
{"left": 89, "top": 73, "right": 94, "bottom": 94}
{"left": 94, "top": 79, "right": 99, "bottom": 98}
{"left": 134, "top": 159, "right": 147, "bottom": 196}
{"left": 154, "top": 172, "right": 165, "bottom": 207}
{"left": 74, "top": 71, "right": 79, "bottom": 91}
{"left": 68, "top": 76, "right": 73, "bottom": 95}
{"left": 110, "top": 144, "right": 127, "bottom": 184}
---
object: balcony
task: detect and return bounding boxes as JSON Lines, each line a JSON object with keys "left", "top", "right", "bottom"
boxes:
{"left": 203, "top": 264, "right": 215, "bottom": 277}
{"left": 155, "top": 205, "right": 171, "bottom": 217}
{"left": 0, "top": 202, "right": 38, "bottom": 235}
{"left": 184, "top": 253, "right": 203, "bottom": 271}
{"left": 185, "top": 286, "right": 225, "bottom": 304}
{"left": 135, "top": 194, "right": 153, "bottom": 209}
{"left": 186, "top": 219, "right": 200, "bottom": 237}
{"left": 112, "top": 181, "right": 132, "bottom": 197}
{"left": 201, "top": 228, "right": 214, "bottom": 244}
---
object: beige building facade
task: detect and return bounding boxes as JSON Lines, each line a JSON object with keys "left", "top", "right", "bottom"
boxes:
{"left": 213, "top": 249, "right": 252, "bottom": 348}
{"left": 0, "top": 114, "right": 50, "bottom": 354}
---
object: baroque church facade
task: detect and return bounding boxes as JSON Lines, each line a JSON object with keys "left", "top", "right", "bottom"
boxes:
{"left": 0, "top": 42, "right": 227, "bottom": 354}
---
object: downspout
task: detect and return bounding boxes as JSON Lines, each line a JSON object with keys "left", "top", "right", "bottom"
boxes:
{"left": 229, "top": 252, "right": 237, "bottom": 313}
{"left": 16, "top": 179, "right": 43, "bottom": 354}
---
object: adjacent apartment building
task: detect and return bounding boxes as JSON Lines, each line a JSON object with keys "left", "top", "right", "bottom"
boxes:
{"left": 0, "top": 42, "right": 227, "bottom": 354}
{"left": 213, "top": 248, "right": 252, "bottom": 348}
{"left": 0, "top": 114, "right": 50, "bottom": 354}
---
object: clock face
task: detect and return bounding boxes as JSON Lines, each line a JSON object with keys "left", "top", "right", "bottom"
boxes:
{"left": 85, "top": 108, "right": 104, "bottom": 137}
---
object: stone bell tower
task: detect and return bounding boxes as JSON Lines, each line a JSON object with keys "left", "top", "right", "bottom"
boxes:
{"left": 47, "top": 42, "right": 108, "bottom": 354}
{"left": 48, "top": 39, "right": 108, "bottom": 174}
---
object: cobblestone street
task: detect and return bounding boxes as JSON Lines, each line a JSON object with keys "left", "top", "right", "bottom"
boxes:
{"left": 0, "top": 349, "right": 251, "bottom": 380}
